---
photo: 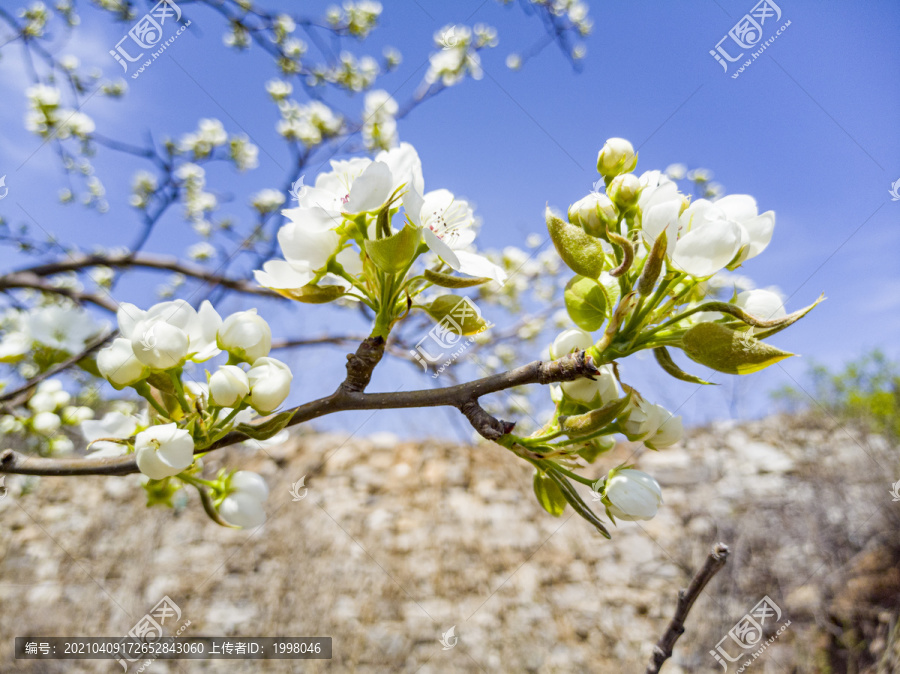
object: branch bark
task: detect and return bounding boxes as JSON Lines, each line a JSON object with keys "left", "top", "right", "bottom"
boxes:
{"left": 0, "top": 350, "right": 600, "bottom": 477}
{"left": 0, "top": 272, "right": 119, "bottom": 312}
{"left": 646, "top": 542, "right": 730, "bottom": 674}
{"left": 8, "top": 252, "right": 279, "bottom": 298}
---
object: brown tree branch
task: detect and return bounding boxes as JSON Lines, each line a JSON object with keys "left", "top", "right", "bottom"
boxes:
{"left": 0, "top": 273, "right": 119, "bottom": 312}
{"left": 646, "top": 542, "right": 730, "bottom": 674}
{"left": 0, "top": 350, "right": 600, "bottom": 477}
{"left": 9, "top": 252, "right": 279, "bottom": 298}
{"left": 0, "top": 330, "right": 114, "bottom": 405}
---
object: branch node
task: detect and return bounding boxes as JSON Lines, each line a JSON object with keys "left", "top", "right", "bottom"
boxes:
{"left": 459, "top": 400, "right": 515, "bottom": 441}
{"left": 338, "top": 336, "right": 385, "bottom": 394}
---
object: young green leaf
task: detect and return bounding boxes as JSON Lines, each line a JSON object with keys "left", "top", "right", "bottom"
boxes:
{"left": 564, "top": 276, "right": 608, "bottom": 331}
{"left": 426, "top": 296, "right": 487, "bottom": 336}
{"left": 681, "top": 322, "right": 794, "bottom": 375}
{"left": 533, "top": 470, "right": 567, "bottom": 516}
{"left": 546, "top": 208, "right": 606, "bottom": 279}
{"left": 364, "top": 224, "right": 421, "bottom": 273}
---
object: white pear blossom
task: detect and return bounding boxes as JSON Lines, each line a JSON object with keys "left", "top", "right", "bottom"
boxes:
{"left": 597, "top": 138, "right": 637, "bottom": 178}
{"left": 247, "top": 357, "right": 292, "bottom": 413}
{"left": 81, "top": 411, "right": 141, "bottom": 458}
{"left": 209, "top": 365, "right": 250, "bottom": 407}
{"left": 643, "top": 406, "right": 683, "bottom": 449}
{"left": 219, "top": 471, "right": 269, "bottom": 528}
{"left": 97, "top": 337, "right": 150, "bottom": 388}
{"left": 134, "top": 423, "right": 194, "bottom": 480}
{"left": 550, "top": 328, "right": 593, "bottom": 360}
{"left": 32, "top": 411, "right": 61, "bottom": 435}
{"left": 620, "top": 396, "right": 660, "bottom": 440}
{"left": 604, "top": 469, "right": 662, "bottom": 521}
{"left": 27, "top": 305, "right": 104, "bottom": 353}
{"left": 217, "top": 309, "right": 272, "bottom": 363}
{"left": 735, "top": 288, "right": 786, "bottom": 320}
{"left": 117, "top": 300, "right": 222, "bottom": 370}
{"left": 362, "top": 89, "right": 399, "bottom": 151}
{"left": 561, "top": 364, "right": 619, "bottom": 406}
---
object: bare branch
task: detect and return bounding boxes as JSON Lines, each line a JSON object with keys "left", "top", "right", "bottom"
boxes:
{"left": 0, "top": 272, "right": 119, "bottom": 312}
{"left": 0, "top": 330, "right": 114, "bottom": 405}
{"left": 0, "top": 351, "right": 600, "bottom": 477}
{"left": 646, "top": 542, "right": 730, "bottom": 674}
{"left": 10, "top": 252, "right": 278, "bottom": 298}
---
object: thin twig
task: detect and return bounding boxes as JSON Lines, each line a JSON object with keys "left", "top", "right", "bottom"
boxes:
{"left": 646, "top": 542, "right": 730, "bottom": 674}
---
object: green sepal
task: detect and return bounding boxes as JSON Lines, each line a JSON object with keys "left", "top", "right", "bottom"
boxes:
{"left": 364, "top": 224, "right": 421, "bottom": 273}
{"left": 558, "top": 394, "right": 631, "bottom": 437}
{"left": 423, "top": 269, "right": 492, "bottom": 288}
{"left": 235, "top": 409, "right": 293, "bottom": 441}
{"left": 271, "top": 284, "right": 345, "bottom": 304}
{"left": 425, "top": 296, "right": 487, "bottom": 336}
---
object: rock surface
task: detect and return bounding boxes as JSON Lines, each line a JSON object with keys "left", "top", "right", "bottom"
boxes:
{"left": 0, "top": 414, "right": 897, "bottom": 672}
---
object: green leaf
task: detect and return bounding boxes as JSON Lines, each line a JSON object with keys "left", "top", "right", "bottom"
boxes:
{"left": 533, "top": 470, "right": 567, "bottom": 517}
{"left": 542, "top": 464, "right": 610, "bottom": 538}
{"left": 653, "top": 347, "right": 715, "bottom": 385}
{"left": 637, "top": 229, "right": 667, "bottom": 295}
{"left": 424, "top": 269, "right": 492, "bottom": 288}
{"left": 235, "top": 410, "right": 293, "bottom": 441}
{"left": 364, "top": 224, "right": 421, "bottom": 273}
{"left": 564, "top": 276, "right": 608, "bottom": 331}
{"left": 426, "top": 296, "right": 487, "bottom": 336}
{"left": 273, "top": 283, "right": 345, "bottom": 304}
{"left": 546, "top": 208, "right": 606, "bottom": 279}
{"left": 681, "top": 322, "right": 794, "bottom": 375}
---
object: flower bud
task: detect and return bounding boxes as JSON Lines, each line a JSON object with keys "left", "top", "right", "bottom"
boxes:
{"left": 604, "top": 469, "right": 662, "bottom": 521}
{"left": 560, "top": 364, "right": 619, "bottom": 406}
{"left": 134, "top": 423, "right": 194, "bottom": 480}
{"left": 247, "top": 357, "right": 293, "bottom": 414}
{"left": 61, "top": 405, "right": 94, "bottom": 424}
{"left": 217, "top": 309, "right": 272, "bottom": 363}
{"left": 568, "top": 193, "right": 618, "bottom": 238}
{"left": 220, "top": 470, "right": 269, "bottom": 528}
{"left": 28, "top": 391, "right": 58, "bottom": 413}
{"left": 596, "top": 138, "right": 637, "bottom": 178}
{"left": 644, "top": 405, "right": 683, "bottom": 449}
{"left": 620, "top": 396, "right": 659, "bottom": 440}
{"left": 607, "top": 173, "right": 642, "bottom": 211}
{"left": 32, "top": 411, "right": 61, "bottom": 434}
{"left": 209, "top": 365, "right": 250, "bottom": 407}
{"left": 97, "top": 338, "right": 150, "bottom": 388}
{"left": 550, "top": 328, "right": 593, "bottom": 360}
{"left": 131, "top": 321, "right": 189, "bottom": 370}
{"left": 735, "top": 289, "right": 786, "bottom": 321}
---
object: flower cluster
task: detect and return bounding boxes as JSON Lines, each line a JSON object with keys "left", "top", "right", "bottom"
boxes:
{"left": 326, "top": 1, "right": 383, "bottom": 39}
{"left": 24, "top": 84, "right": 95, "bottom": 140}
{"left": 513, "top": 137, "right": 820, "bottom": 532}
{"left": 426, "top": 24, "right": 497, "bottom": 87}
{"left": 254, "top": 142, "right": 505, "bottom": 335}
{"left": 86, "top": 300, "right": 294, "bottom": 527}
{"left": 361, "top": 90, "right": 399, "bottom": 151}
{"left": 0, "top": 379, "right": 93, "bottom": 456}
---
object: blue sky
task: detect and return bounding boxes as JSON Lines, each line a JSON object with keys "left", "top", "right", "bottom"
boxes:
{"left": 1, "top": 0, "right": 898, "bottom": 438}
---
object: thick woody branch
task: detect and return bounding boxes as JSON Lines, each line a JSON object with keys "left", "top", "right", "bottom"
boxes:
{"left": 9, "top": 253, "right": 279, "bottom": 298}
{"left": 646, "top": 542, "right": 730, "bottom": 674}
{"left": 337, "top": 336, "right": 385, "bottom": 394}
{"left": 0, "top": 351, "right": 600, "bottom": 477}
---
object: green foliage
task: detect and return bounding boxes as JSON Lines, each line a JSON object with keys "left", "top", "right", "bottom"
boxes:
{"left": 773, "top": 350, "right": 900, "bottom": 439}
